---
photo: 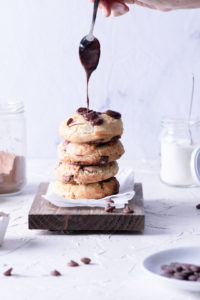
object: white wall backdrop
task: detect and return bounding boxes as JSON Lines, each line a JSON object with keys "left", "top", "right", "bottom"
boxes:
{"left": 0, "top": 0, "right": 200, "bottom": 159}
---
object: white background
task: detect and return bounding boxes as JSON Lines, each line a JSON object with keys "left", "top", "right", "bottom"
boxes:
{"left": 0, "top": 0, "right": 200, "bottom": 159}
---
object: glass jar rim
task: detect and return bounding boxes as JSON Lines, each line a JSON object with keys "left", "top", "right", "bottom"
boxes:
{"left": 161, "top": 117, "right": 200, "bottom": 128}
{"left": 0, "top": 100, "right": 24, "bottom": 114}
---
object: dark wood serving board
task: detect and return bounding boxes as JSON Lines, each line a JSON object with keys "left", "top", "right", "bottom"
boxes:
{"left": 28, "top": 182, "right": 144, "bottom": 232}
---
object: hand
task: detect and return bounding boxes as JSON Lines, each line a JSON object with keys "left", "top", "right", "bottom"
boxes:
{"left": 90, "top": 0, "right": 200, "bottom": 17}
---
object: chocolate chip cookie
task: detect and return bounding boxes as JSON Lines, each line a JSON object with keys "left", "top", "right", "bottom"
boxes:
{"left": 58, "top": 140, "right": 124, "bottom": 165}
{"left": 55, "top": 161, "right": 119, "bottom": 185}
{"left": 53, "top": 177, "right": 119, "bottom": 199}
{"left": 59, "top": 109, "right": 123, "bottom": 144}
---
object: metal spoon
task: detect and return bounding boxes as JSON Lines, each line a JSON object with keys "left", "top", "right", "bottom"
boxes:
{"left": 79, "top": 0, "right": 100, "bottom": 49}
{"left": 188, "top": 74, "right": 195, "bottom": 145}
{"left": 79, "top": 0, "right": 101, "bottom": 109}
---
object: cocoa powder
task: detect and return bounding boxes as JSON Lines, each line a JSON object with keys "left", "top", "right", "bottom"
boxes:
{"left": 0, "top": 151, "right": 26, "bottom": 194}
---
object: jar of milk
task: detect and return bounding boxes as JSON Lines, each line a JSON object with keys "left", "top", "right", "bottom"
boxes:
{"left": 160, "top": 118, "right": 200, "bottom": 187}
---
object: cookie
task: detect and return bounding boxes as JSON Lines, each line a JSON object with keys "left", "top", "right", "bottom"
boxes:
{"left": 59, "top": 109, "right": 123, "bottom": 144}
{"left": 58, "top": 140, "right": 124, "bottom": 165}
{"left": 53, "top": 177, "right": 119, "bottom": 199}
{"left": 55, "top": 161, "right": 119, "bottom": 185}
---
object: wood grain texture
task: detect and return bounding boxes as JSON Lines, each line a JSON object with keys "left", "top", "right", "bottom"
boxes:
{"left": 28, "top": 182, "right": 144, "bottom": 232}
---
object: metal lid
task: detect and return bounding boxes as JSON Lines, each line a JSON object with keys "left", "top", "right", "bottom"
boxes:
{"left": 191, "top": 146, "right": 200, "bottom": 183}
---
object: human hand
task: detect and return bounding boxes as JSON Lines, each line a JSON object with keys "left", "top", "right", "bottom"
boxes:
{"left": 89, "top": 0, "right": 200, "bottom": 17}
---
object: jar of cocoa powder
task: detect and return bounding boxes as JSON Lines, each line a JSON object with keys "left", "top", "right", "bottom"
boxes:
{"left": 0, "top": 101, "right": 26, "bottom": 195}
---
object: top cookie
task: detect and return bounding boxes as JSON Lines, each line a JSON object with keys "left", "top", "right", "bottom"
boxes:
{"left": 59, "top": 108, "right": 123, "bottom": 144}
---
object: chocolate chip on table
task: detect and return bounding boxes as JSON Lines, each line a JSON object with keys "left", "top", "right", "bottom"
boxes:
{"left": 105, "top": 204, "right": 115, "bottom": 213}
{"left": 3, "top": 268, "right": 13, "bottom": 276}
{"left": 188, "top": 275, "right": 198, "bottom": 281}
{"left": 67, "top": 118, "right": 73, "bottom": 126}
{"left": 67, "top": 260, "right": 79, "bottom": 267}
{"left": 80, "top": 257, "right": 91, "bottom": 265}
{"left": 50, "top": 270, "right": 61, "bottom": 276}
{"left": 123, "top": 205, "right": 134, "bottom": 214}
{"left": 196, "top": 204, "right": 200, "bottom": 209}
{"left": 104, "top": 110, "right": 121, "bottom": 119}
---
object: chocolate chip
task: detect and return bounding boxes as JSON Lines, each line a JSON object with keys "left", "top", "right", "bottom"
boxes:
{"left": 77, "top": 108, "right": 104, "bottom": 126}
{"left": 67, "top": 118, "right": 73, "bottom": 126}
{"left": 67, "top": 260, "right": 79, "bottom": 267}
{"left": 173, "top": 273, "right": 186, "bottom": 280}
{"left": 3, "top": 268, "right": 13, "bottom": 276}
{"left": 190, "top": 265, "right": 200, "bottom": 272}
{"left": 175, "top": 266, "right": 183, "bottom": 272}
{"left": 63, "top": 175, "right": 73, "bottom": 183}
{"left": 123, "top": 205, "right": 134, "bottom": 214}
{"left": 106, "top": 198, "right": 114, "bottom": 203}
{"left": 196, "top": 204, "right": 200, "bottom": 209}
{"left": 63, "top": 140, "right": 70, "bottom": 146}
{"left": 104, "top": 110, "right": 121, "bottom": 119}
{"left": 100, "top": 156, "right": 109, "bottom": 164}
{"left": 50, "top": 270, "right": 61, "bottom": 276}
{"left": 77, "top": 107, "right": 88, "bottom": 114}
{"left": 110, "top": 135, "right": 121, "bottom": 142}
{"left": 105, "top": 204, "right": 115, "bottom": 213}
{"left": 188, "top": 275, "right": 198, "bottom": 281}
{"left": 80, "top": 257, "right": 91, "bottom": 265}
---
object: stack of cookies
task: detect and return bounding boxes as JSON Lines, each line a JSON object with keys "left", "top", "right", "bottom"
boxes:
{"left": 53, "top": 108, "right": 124, "bottom": 199}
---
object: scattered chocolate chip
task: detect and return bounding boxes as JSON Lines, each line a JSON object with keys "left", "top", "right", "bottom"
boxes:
{"left": 106, "top": 198, "right": 114, "bottom": 203}
{"left": 173, "top": 273, "right": 186, "bottom": 280}
{"left": 104, "top": 110, "right": 121, "bottom": 119}
{"left": 63, "top": 175, "right": 73, "bottom": 183}
{"left": 123, "top": 205, "right": 134, "bottom": 214}
{"left": 67, "top": 118, "right": 73, "bottom": 126}
{"left": 80, "top": 257, "right": 91, "bottom": 265}
{"left": 196, "top": 204, "right": 200, "bottom": 209}
{"left": 3, "top": 268, "right": 13, "bottom": 276}
{"left": 67, "top": 260, "right": 79, "bottom": 267}
{"left": 100, "top": 156, "right": 109, "bottom": 164}
{"left": 50, "top": 270, "right": 61, "bottom": 276}
{"left": 105, "top": 204, "right": 115, "bottom": 213}
{"left": 190, "top": 265, "right": 200, "bottom": 272}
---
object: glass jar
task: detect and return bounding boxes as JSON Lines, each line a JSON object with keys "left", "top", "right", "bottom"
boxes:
{"left": 0, "top": 101, "right": 26, "bottom": 195}
{"left": 160, "top": 118, "right": 200, "bottom": 187}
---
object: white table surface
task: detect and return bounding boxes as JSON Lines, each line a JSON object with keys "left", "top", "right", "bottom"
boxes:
{"left": 1, "top": 159, "right": 200, "bottom": 300}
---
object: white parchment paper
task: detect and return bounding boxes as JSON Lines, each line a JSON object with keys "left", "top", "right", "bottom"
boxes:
{"left": 43, "top": 168, "right": 135, "bottom": 208}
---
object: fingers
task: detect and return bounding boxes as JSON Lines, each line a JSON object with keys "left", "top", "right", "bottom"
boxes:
{"left": 90, "top": 0, "right": 130, "bottom": 17}
{"left": 110, "top": 1, "right": 130, "bottom": 17}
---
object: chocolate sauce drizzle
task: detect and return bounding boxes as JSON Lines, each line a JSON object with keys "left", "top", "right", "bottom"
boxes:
{"left": 77, "top": 107, "right": 121, "bottom": 127}
{"left": 79, "top": 38, "right": 101, "bottom": 109}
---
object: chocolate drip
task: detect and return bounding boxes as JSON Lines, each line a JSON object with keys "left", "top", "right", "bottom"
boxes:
{"left": 77, "top": 107, "right": 103, "bottom": 126}
{"left": 79, "top": 38, "right": 101, "bottom": 109}
{"left": 67, "top": 118, "right": 73, "bottom": 126}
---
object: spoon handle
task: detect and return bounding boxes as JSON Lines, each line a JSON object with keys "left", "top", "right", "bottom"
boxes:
{"left": 89, "top": 0, "right": 100, "bottom": 36}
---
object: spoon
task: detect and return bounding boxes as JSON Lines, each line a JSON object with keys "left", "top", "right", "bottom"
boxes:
{"left": 79, "top": 0, "right": 101, "bottom": 109}
{"left": 188, "top": 74, "right": 195, "bottom": 144}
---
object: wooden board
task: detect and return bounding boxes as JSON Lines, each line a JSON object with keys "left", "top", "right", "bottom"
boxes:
{"left": 28, "top": 183, "right": 144, "bottom": 232}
